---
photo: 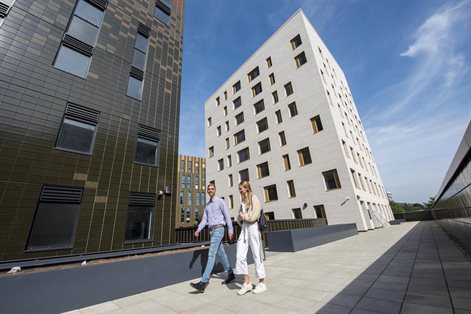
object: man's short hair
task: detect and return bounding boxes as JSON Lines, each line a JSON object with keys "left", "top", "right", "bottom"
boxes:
{"left": 207, "top": 183, "right": 216, "bottom": 189}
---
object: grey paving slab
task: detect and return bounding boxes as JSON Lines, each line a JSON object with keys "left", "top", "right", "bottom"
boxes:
{"left": 65, "top": 222, "right": 471, "bottom": 314}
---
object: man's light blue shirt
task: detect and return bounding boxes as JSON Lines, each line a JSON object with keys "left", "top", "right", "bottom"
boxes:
{"left": 197, "top": 196, "right": 233, "bottom": 234}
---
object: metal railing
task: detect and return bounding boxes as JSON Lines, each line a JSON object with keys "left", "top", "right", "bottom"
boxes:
{"left": 175, "top": 218, "right": 328, "bottom": 244}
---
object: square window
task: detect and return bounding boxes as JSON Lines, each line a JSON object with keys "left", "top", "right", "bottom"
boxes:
{"left": 253, "top": 99, "right": 265, "bottom": 114}
{"left": 311, "top": 115, "right": 324, "bottom": 133}
{"left": 323, "top": 169, "right": 341, "bottom": 190}
{"left": 252, "top": 82, "right": 262, "bottom": 97}
{"left": 235, "top": 112, "right": 244, "bottom": 125}
{"left": 26, "top": 186, "right": 83, "bottom": 251}
{"left": 132, "top": 48, "right": 146, "bottom": 70}
{"left": 290, "top": 34, "right": 302, "bottom": 49}
{"left": 75, "top": 0, "right": 104, "bottom": 26}
{"left": 258, "top": 138, "right": 271, "bottom": 154}
{"left": 218, "top": 159, "right": 224, "bottom": 171}
{"left": 208, "top": 146, "right": 214, "bottom": 158}
{"left": 237, "top": 147, "right": 250, "bottom": 163}
{"left": 295, "top": 51, "right": 307, "bottom": 68}
{"left": 292, "top": 208, "right": 302, "bottom": 219}
{"left": 264, "top": 184, "right": 278, "bottom": 202}
{"left": 297, "top": 147, "right": 312, "bottom": 166}
{"left": 248, "top": 66, "right": 260, "bottom": 81}
{"left": 54, "top": 45, "right": 91, "bottom": 78}
{"left": 154, "top": 5, "right": 170, "bottom": 25}
{"left": 125, "top": 193, "right": 155, "bottom": 242}
{"left": 234, "top": 130, "right": 245, "bottom": 145}
{"left": 284, "top": 82, "right": 293, "bottom": 96}
{"left": 135, "top": 136, "right": 160, "bottom": 166}
{"left": 68, "top": 16, "right": 100, "bottom": 46}
{"left": 233, "top": 80, "right": 241, "bottom": 93}
{"left": 257, "top": 162, "right": 270, "bottom": 178}
{"left": 288, "top": 102, "right": 298, "bottom": 117}
{"left": 127, "top": 76, "right": 143, "bottom": 100}
{"left": 233, "top": 97, "right": 242, "bottom": 110}
{"left": 56, "top": 118, "right": 97, "bottom": 154}
{"left": 239, "top": 169, "right": 249, "bottom": 182}
{"left": 257, "top": 117, "right": 268, "bottom": 133}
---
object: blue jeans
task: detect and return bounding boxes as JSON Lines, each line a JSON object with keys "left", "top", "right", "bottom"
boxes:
{"left": 201, "top": 228, "right": 233, "bottom": 282}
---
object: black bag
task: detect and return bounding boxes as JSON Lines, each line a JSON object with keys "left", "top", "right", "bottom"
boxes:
{"left": 258, "top": 209, "right": 268, "bottom": 232}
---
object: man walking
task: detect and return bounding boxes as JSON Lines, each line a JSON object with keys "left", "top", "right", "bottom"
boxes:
{"left": 190, "top": 183, "right": 235, "bottom": 293}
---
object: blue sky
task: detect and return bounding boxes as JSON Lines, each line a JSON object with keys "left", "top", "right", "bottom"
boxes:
{"left": 178, "top": 0, "right": 471, "bottom": 203}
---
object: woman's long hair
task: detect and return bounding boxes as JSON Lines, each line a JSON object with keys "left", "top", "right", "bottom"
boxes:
{"left": 239, "top": 181, "right": 253, "bottom": 211}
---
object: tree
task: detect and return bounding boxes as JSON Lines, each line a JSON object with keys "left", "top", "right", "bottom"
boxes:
{"left": 423, "top": 197, "right": 435, "bottom": 209}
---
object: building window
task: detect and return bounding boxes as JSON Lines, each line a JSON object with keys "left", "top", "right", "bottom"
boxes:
{"left": 225, "top": 137, "right": 230, "bottom": 150}
{"left": 272, "top": 91, "right": 279, "bottom": 104}
{"left": 287, "top": 180, "right": 296, "bottom": 198}
{"left": 292, "top": 208, "right": 302, "bottom": 219}
{"left": 235, "top": 112, "right": 244, "bottom": 126}
{"left": 207, "top": 117, "right": 212, "bottom": 127}
{"left": 188, "top": 160, "right": 192, "bottom": 172}
{"left": 279, "top": 131, "right": 287, "bottom": 146}
{"left": 195, "top": 206, "right": 200, "bottom": 220}
{"left": 266, "top": 57, "right": 272, "bottom": 67}
{"left": 297, "top": 147, "right": 312, "bottom": 166}
{"left": 216, "top": 125, "right": 221, "bottom": 136}
{"left": 186, "top": 208, "right": 191, "bottom": 222}
{"left": 311, "top": 115, "right": 324, "bottom": 133}
{"left": 225, "top": 121, "right": 230, "bottom": 132}
{"left": 223, "top": 106, "right": 227, "bottom": 116}
{"left": 284, "top": 82, "right": 293, "bottom": 96}
{"left": 257, "top": 117, "right": 268, "bottom": 133}
{"left": 224, "top": 91, "right": 228, "bottom": 100}
{"left": 55, "top": 103, "right": 99, "bottom": 154}
{"left": 135, "top": 125, "right": 161, "bottom": 166}
{"left": 179, "top": 191, "right": 184, "bottom": 205}
{"left": 218, "top": 159, "right": 224, "bottom": 171}
{"left": 180, "top": 159, "right": 185, "bottom": 172}
{"left": 125, "top": 192, "right": 155, "bottom": 242}
{"left": 154, "top": 0, "right": 171, "bottom": 26}
{"left": 275, "top": 110, "right": 283, "bottom": 124}
{"left": 186, "top": 175, "right": 191, "bottom": 189}
{"left": 216, "top": 96, "right": 220, "bottom": 106}
{"left": 233, "top": 80, "right": 241, "bottom": 94}
{"left": 181, "top": 175, "right": 185, "bottom": 189}
{"left": 253, "top": 99, "right": 265, "bottom": 114}
{"left": 247, "top": 66, "right": 260, "bottom": 82}
{"left": 239, "top": 169, "right": 249, "bottom": 182}
{"left": 252, "top": 82, "right": 262, "bottom": 97}
{"left": 233, "top": 96, "right": 242, "bottom": 110}
{"left": 323, "top": 169, "right": 341, "bottom": 190}
{"left": 314, "top": 204, "right": 327, "bottom": 221}
{"left": 269, "top": 73, "right": 275, "bottom": 85}
{"left": 258, "top": 138, "right": 271, "bottom": 154}
{"left": 229, "top": 195, "right": 234, "bottom": 209}
{"left": 295, "top": 51, "right": 307, "bottom": 68}
{"left": 53, "top": 0, "right": 107, "bottom": 78}
{"left": 180, "top": 207, "right": 185, "bottom": 223}
{"left": 26, "top": 186, "right": 83, "bottom": 251}
{"left": 127, "top": 24, "right": 151, "bottom": 100}
{"left": 290, "top": 34, "right": 302, "bottom": 49}
{"left": 237, "top": 147, "right": 250, "bottom": 163}
{"left": 264, "top": 184, "right": 278, "bottom": 202}
{"left": 288, "top": 102, "right": 298, "bottom": 117}
{"left": 283, "top": 154, "right": 291, "bottom": 171}
{"left": 228, "top": 174, "right": 233, "bottom": 187}
{"left": 227, "top": 155, "right": 232, "bottom": 167}
{"left": 257, "top": 162, "right": 270, "bottom": 178}
{"left": 188, "top": 192, "right": 192, "bottom": 205}
{"left": 208, "top": 146, "right": 214, "bottom": 158}
{"left": 234, "top": 130, "right": 245, "bottom": 145}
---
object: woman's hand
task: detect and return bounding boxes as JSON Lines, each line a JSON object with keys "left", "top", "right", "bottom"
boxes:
{"left": 238, "top": 212, "right": 244, "bottom": 221}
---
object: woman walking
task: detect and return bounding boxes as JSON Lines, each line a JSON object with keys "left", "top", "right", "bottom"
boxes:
{"left": 235, "top": 181, "right": 267, "bottom": 295}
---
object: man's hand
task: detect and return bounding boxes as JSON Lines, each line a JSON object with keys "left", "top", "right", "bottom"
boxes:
{"left": 228, "top": 232, "right": 234, "bottom": 241}
{"left": 194, "top": 230, "right": 200, "bottom": 237}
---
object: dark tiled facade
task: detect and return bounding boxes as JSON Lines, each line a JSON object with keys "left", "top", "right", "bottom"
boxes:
{"left": 0, "top": 0, "right": 184, "bottom": 261}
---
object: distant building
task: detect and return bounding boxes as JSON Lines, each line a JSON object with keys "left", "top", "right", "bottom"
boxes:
{"left": 204, "top": 9, "right": 393, "bottom": 231}
{"left": 176, "top": 155, "right": 206, "bottom": 227}
{"left": 0, "top": 0, "right": 184, "bottom": 262}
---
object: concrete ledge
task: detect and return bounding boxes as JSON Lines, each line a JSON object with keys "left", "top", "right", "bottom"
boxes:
{"left": 0, "top": 244, "right": 246, "bottom": 314}
{"left": 390, "top": 219, "right": 405, "bottom": 225}
{"left": 267, "top": 224, "right": 358, "bottom": 252}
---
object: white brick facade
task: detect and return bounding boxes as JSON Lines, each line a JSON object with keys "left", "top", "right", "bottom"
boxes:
{"left": 204, "top": 10, "right": 393, "bottom": 231}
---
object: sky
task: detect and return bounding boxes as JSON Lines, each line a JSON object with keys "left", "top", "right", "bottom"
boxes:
{"left": 178, "top": 0, "right": 471, "bottom": 203}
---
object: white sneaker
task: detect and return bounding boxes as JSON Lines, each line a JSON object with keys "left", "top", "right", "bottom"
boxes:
{"left": 237, "top": 282, "right": 252, "bottom": 295}
{"left": 252, "top": 282, "right": 267, "bottom": 294}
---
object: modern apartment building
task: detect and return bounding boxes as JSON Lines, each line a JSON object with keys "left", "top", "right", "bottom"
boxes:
{"left": 0, "top": 0, "right": 184, "bottom": 262}
{"left": 204, "top": 9, "right": 393, "bottom": 231}
{"left": 175, "top": 155, "right": 206, "bottom": 227}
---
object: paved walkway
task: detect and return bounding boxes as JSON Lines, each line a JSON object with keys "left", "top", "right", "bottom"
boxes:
{"left": 65, "top": 221, "right": 471, "bottom": 313}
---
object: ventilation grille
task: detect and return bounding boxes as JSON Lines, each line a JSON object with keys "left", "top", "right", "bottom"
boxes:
{"left": 0, "top": 2, "right": 9, "bottom": 18}
{"left": 138, "top": 124, "right": 161, "bottom": 141}
{"left": 130, "top": 66, "right": 144, "bottom": 80}
{"left": 138, "top": 23, "right": 151, "bottom": 37}
{"left": 156, "top": 0, "right": 171, "bottom": 15}
{"left": 87, "top": 0, "right": 108, "bottom": 11}
{"left": 63, "top": 34, "right": 93, "bottom": 57}
{"left": 40, "top": 186, "right": 83, "bottom": 204}
{"left": 129, "top": 192, "right": 155, "bottom": 206}
{"left": 65, "top": 103, "right": 100, "bottom": 124}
